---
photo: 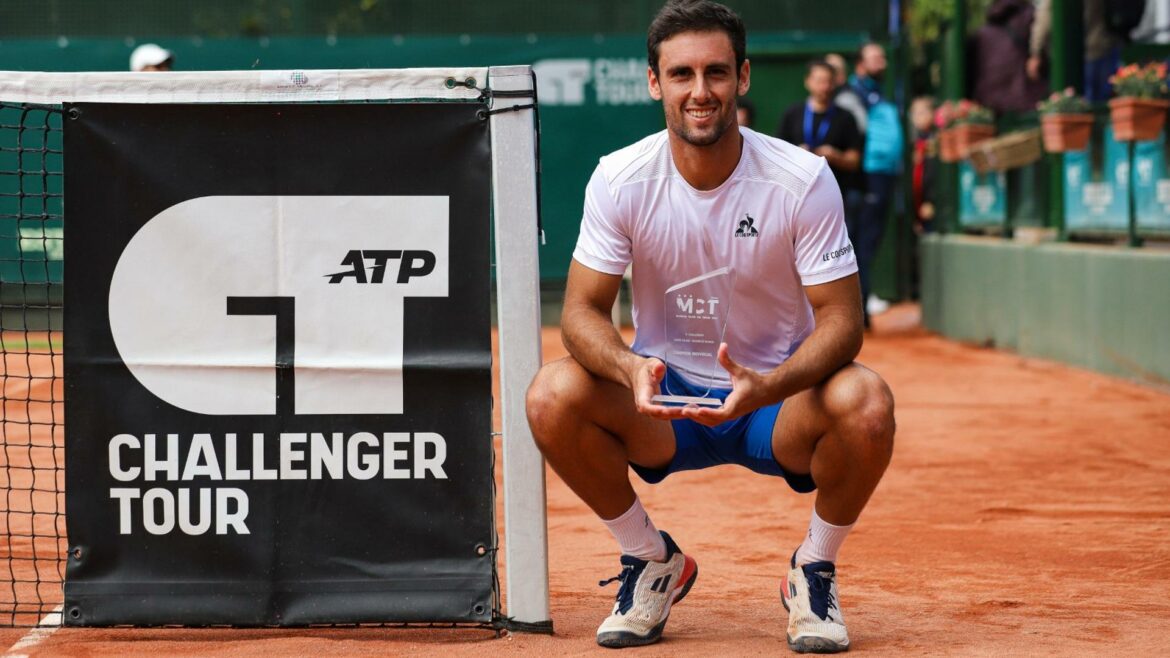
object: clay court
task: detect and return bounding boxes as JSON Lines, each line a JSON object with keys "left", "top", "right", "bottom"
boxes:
{"left": 2, "top": 304, "right": 1169, "bottom": 656}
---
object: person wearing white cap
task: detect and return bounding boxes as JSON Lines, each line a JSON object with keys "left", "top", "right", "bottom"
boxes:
{"left": 130, "top": 44, "right": 174, "bottom": 72}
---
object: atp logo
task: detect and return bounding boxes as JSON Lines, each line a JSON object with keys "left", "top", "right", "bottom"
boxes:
{"left": 326, "top": 250, "right": 436, "bottom": 284}
{"left": 108, "top": 196, "right": 448, "bottom": 416}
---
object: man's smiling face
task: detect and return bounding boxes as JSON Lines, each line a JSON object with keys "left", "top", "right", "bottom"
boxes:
{"left": 648, "top": 29, "right": 750, "bottom": 148}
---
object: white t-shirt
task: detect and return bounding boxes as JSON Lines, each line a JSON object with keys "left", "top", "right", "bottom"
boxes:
{"left": 572, "top": 127, "right": 858, "bottom": 388}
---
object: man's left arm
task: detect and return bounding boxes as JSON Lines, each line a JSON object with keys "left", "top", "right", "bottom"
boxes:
{"left": 759, "top": 275, "right": 862, "bottom": 399}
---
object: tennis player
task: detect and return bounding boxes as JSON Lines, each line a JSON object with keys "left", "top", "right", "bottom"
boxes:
{"left": 525, "top": 0, "right": 895, "bottom": 652}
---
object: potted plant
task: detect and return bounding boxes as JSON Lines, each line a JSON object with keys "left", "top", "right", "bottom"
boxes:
{"left": 941, "top": 100, "right": 995, "bottom": 161}
{"left": 1037, "top": 88, "right": 1094, "bottom": 152}
{"left": 1108, "top": 61, "right": 1170, "bottom": 141}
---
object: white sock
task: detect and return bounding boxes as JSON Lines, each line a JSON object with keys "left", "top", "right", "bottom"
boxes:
{"left": 794, "top": 508, "right": 854, "bottom": 566}
{"left": 602, "top": 497, "right": 667, "bottom": 562}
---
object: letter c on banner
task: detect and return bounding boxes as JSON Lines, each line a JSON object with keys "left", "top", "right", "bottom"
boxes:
{"left": 109, "top": 433, "right": 141, "bottom": 482}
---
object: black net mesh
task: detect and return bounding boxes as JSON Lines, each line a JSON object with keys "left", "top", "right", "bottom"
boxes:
{"left": 0, "top": 102, "right": 67, "bottom": 627}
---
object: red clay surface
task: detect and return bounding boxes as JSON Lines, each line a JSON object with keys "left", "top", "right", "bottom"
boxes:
{"left": 4, "top": 306, "right": 1170, "bottom": 656}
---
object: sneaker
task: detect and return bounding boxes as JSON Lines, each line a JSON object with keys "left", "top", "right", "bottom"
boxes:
{"left": 595, "top": 531, "right": 698, "bottom": 648}
{"left": 781, "top": 555, "right": 850, "bottom": 653}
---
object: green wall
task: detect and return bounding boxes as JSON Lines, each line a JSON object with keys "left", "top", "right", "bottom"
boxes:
{"left": 921, "top": 235, "right": 1170, "bottom": 385}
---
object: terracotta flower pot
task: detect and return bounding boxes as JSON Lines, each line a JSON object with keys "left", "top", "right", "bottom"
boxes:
{"left": 937, "top": 125, "right": 994, "bottom": 161}
{"left": 1040, "top": 113, "right": 1094, "bottom": 152}
{"left": 1108, "top": 97, "right": 1170, "bottom": 141}
{"left": 951, "top": 124, "right": 996, "bottom": 158}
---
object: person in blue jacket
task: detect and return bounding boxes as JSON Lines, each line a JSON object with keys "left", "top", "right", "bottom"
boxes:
{"left": 835, "top": 43, "right": 903, "bottom": 328}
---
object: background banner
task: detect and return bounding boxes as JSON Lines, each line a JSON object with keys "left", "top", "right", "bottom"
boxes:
{"left": 957, "top": 161, "right": 1006, "bottom": 228}
{"left": 1063, "top": 124, "right": 1130, "bottom": 233}
{"left": 1133, "top": 130, "right": 1170, "bottom": 232}
{"left": 62, "top": 102, "right": 494, "bottom": 625}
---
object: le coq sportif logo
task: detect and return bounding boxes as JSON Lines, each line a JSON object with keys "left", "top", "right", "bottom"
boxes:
{"left": 108, "top": 196, "right": 449, "bottom": 416}
{"left": 734, "top": 213, "right": 759, "bottom": 237}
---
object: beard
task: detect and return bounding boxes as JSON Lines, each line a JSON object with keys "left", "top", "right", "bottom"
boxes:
{"left": 667, "top": 104, "right": 736, "bottom": 147}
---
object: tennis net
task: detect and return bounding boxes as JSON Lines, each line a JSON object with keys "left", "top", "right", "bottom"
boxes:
{"left": 0, "top": 100, "right": 66, "bottom": 627}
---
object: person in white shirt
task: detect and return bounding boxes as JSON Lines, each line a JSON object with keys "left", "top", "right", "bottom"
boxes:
{"left": 525, "top": 0, "right": 895, "bottom": 652}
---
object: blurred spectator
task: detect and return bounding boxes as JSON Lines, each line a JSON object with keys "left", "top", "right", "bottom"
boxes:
{"left": 970, "top": 0, "right": 1047, "bottom": 113}
{"left": 908, "top": 96, "right": 938, "bottom": 301}
{"left": 825, "top": 52, "right": 849, "bottom": 90}
{"left": 130, "top": 44, "right": 174, "bottom": 72}
{"left": 737, "top": 97, "right": 756, "bottom": 129}
{"left": 835, "top": 43, "right": 903, "bottom": 328}
{"left": 1029, "top": 0, "right": 1130, "bottom": 102}
{"left": 909, "top": 97, "right": 938, "bottom": 235}
{"left": 776, "top": 60, "right": 862, "bottom": 207}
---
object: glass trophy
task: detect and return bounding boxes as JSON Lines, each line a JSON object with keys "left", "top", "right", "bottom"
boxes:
{"left": 651, "top": 266, "right": 734, "bottom": 407}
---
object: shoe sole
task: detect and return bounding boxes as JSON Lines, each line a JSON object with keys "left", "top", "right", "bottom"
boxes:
{"left": 597, "top": 616, "right": 670, "bottom": 649}
{"left": 596, "top": 556, "right": 699, "bottom": 649}
{"left": 787, "top": 634, "right": 849, "bottom": 654}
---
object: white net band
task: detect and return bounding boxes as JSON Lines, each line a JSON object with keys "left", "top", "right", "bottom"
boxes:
{"left": 0, "top": 67, "right": 489, "bottom": 104}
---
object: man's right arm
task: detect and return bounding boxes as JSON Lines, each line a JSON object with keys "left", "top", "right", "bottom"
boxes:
{"left": 561, "top": 260, "right": 640, "bottom": 387}
{"left": 567, "top": 165, "right": 679, "bottom": 418}
{"left": 561, "top": 260, "right": 676, "bottom": 418}
{"left": 568, "top": 164, "right": 637, "bottom": 386}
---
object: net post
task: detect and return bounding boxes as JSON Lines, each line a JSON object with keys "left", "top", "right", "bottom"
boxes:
{"left": 488, "top": 65, "right": 551, "bottom": 630}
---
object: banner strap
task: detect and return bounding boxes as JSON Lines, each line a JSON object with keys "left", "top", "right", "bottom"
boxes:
{"left": 493, "top": 616, "right": 555, "bottom": 635}
{"left": 481, "top": 71, "right": 544, "bottom": 243}
{"left": 477, "top": 103, "right": 536, "bottom": 119}
{"left": 484, "top": 90, "right": 534, "bottom": 99}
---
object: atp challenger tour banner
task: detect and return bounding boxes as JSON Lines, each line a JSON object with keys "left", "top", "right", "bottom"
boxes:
{"left": 63, "top": 102, "right": 494, "bottom": 625}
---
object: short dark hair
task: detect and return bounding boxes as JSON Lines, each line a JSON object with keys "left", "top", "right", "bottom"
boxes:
{"left": 647, "top": 0, "right": 746, "bottom": 76}
{"left": 806, "top": 59, "right": 835, "bottom": 79}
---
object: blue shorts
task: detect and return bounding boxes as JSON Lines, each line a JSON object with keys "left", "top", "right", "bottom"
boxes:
{"left": 629, "top": 367, "right": 817, "bottom": 493}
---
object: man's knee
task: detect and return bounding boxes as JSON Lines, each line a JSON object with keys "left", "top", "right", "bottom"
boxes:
{"left": 825, "top": 365, "right": 895, "bottom": 456}
{"left": 525, "top": 358, "right": 590, "bottom": 449}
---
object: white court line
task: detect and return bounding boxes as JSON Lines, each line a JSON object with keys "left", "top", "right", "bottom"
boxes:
{"left": 2, "top": 605, "right": 62, "bottom": 658}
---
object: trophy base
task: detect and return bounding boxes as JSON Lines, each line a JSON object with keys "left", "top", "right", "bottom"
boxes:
{"left": 651, "top": 394, "right": 722, "bottom": 407}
